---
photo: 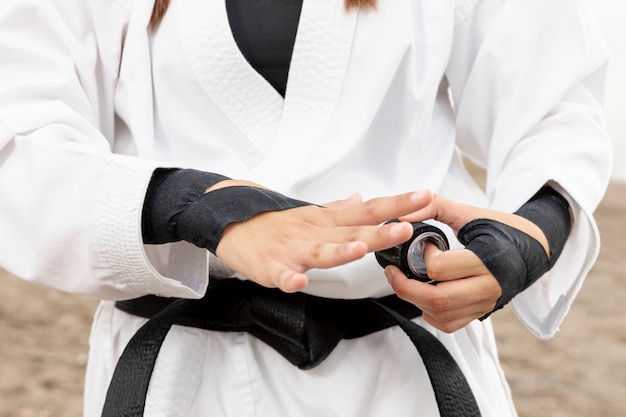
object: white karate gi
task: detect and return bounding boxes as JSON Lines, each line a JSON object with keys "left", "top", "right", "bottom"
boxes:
{"left": 0, "top": 0, "right": 612, "bottom": 415}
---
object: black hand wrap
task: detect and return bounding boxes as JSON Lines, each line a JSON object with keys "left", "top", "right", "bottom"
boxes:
{"left": 142, "top": 169, "right": 230, "bottom": 244}
{"left": 514, "top": 186, "right": 572, "bottom": 269}
{"left": 458, "top": 187, "right": 571, "bottom": 317}
{"left": 142, "top": 168, "right": 312, "bottom": 253}
{"left": 176, "top": 185, "right": 312, "bottom": 253}
{"left": 458, "top": 219, "right": 550, "bottom": 315}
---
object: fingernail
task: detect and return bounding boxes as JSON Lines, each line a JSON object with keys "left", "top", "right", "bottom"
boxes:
{"left": 349, "top": 192, "right": 362, "bottom": 201}
{"left": 390, "top": 222, "right": 404, "bottom": 235}
{"left": 347, "top": 241, "right": 362, "bottom": 252}
{"left": 410, "top": 190, "right": 430, "bottom": 202}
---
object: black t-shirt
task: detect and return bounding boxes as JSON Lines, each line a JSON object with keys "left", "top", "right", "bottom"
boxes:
{"left": 226, "top": 0, "right": 303, "bottom": 97}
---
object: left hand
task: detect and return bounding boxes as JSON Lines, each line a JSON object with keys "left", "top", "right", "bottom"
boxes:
{"left": 385, "top": 191, "right": 550, "bottom": 333}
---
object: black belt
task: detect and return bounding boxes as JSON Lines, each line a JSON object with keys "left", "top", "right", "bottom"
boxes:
{"left": 102, "top": 279, "right": 481, "bottom": 417}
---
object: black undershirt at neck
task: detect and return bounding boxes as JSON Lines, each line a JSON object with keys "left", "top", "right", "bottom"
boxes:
{"left": 226, "top": 0, "right": 303, "bottom": 97}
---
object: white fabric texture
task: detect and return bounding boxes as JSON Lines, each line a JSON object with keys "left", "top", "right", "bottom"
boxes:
{"left": 0, "top": 0, "right": 611, "bottom": 415}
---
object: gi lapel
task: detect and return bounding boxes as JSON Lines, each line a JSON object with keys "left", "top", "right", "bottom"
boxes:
{"left": 176, "top": 0, "right": 358, "bottom": 189}
{"left": 253, "top": 0, "right": 358, "bottom": 189}
{"left": 177, "top": 0, "right": 284, "bottom": 156}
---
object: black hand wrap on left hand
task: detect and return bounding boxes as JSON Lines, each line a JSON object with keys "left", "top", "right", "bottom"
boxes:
{"left": 458, "top": 219, "right": 550, "bottom": 316}
{"left": 458, "top": 187, "right": 571, "bottom": 317}
{"left": 514, "top": 186, "right": 572, "bottom": 269}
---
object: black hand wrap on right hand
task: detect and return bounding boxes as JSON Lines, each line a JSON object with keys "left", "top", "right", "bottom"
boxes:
{"left": 142, "top": 168, "right": 312, "bottom": 254}
{"left": 141, "top": 168, "right": 230, "bottom": 245}
{"left": 458, "top": 187, "right": 571, "bottom": 317}
{"left": 175, "top": 185, "right": 312, "bottom": 253}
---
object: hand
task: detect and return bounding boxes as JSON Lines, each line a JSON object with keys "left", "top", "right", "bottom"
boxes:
{"left": 386, "top": 192, "right": 550, "bottom": 333}
{"left": 215, "top": 190, "right": 434, "bottom": 293}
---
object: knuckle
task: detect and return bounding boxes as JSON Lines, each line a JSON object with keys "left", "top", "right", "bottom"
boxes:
{"left": 426, "top": 315, "right": 459, "bottom": 334}
{"left": 429, "top": 310, "right": 453, "bottom": 323}
{"left": 394, "top": 282, "right": 412, "bottom": 299}
{"left": 485, "top": 278, "right": 503, "bottom": 299}
{"left": 277, "top": 270, "right": 297, "bottom": 292}
{"left": 273, "top": 267, "right": 290, "bottom": 287}
{"left": 361, "top": 199, "right": 378, "bottom": 217}
{"left": 345, "top": 228, "right": 361, "bottom": 243}
{"left": 426, "top": 294, "right": 451, "bottom": 312}
{"left": 425, "top": 258, "right": 445, "bottom": 280}
{"left": 438, "top": 322, "right": 459, "bottom": 334}
{"left": 307, "top": 241, "right": 324, "bottom": 261}
{"left": 424, "top": 315, "right": 457, "bottom": 334}
{"left": 486, "top": 285, "right": 503, "bottom": 301}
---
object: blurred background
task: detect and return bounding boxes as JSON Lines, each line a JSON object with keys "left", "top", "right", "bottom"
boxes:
{"left": 592, "top": 0, "right": 625, "bottom": 181}
{"left": 0, "top": 2, "right": 624, "bottom": 417}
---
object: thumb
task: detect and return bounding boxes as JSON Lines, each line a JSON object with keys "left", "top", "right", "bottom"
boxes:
{"left": 399, "top": 193, "right": 481, "bottom": 233}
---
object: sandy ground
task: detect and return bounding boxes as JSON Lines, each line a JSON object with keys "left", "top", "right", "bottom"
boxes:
{"left": 0, "top": 182, "right": 624, "bottom": 417}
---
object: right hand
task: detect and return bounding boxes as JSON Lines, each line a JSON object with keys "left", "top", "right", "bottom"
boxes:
{"left": 386, "top": 192, "right": 550, "bottom": 332}
{"left": 215, "top": 189, "right": 433, "bottom": 293}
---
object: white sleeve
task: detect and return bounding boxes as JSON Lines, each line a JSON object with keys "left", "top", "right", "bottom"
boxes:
{"left": 0, "top": 0, "right": 207, "bottom": 300}
{"left": 447, "top": 0, "right": 612, "bottom": 338}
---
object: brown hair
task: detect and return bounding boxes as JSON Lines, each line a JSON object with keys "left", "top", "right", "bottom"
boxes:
{"left": 149, "top": 0, "right": 377, "bottom": 30}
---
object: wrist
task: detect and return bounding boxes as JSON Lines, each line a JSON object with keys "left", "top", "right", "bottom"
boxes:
{"left": 141, "top": 168, "right": 230, "bottom": 244}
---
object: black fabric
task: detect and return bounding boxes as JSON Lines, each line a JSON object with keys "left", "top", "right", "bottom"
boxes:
{"left": 141, "top": 168, "right": 312, "bottom": 254}
{"left": 226, "top": 0, "right": 303, "bottom": 97}
{"left": 458, "top": 187, "right": 571, "bottom": 316}
{"left": 372, "top": 302, "right": 481, "bottom": 417}
{"left": 141, "top": 168, "right": 229, "bottom": 244}
{"left": 116, "top": 279, "right": 423, "bottom": 369}
{"left": 375, "top": 221, "right": 450, "bottom": 282}
{"left": 107, "top": 279, "right": 482, "bottom": 417}
{"left": 176, "top": 185, "right": 311, "bottom": 253}
{"left": 514, "top": 186, "right": 571, "bottom": 268}
{"left": 101, "top": 297, "right": 189, "bottom": 417}
{"left": 458, "top": 218, "right": 549, "bottom": 315}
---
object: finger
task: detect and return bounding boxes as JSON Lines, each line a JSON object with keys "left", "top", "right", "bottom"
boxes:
{"left": 423, "top": 247, "right": 490, "bottom": 281}
{"left": 386, "top": 265, "right": 438, "bottom": 306}
{"left": 318, "top": 221, "right": 415, "bottom": 253}
{"left": 422, "top": 302, "right": 493, "bottom": 325}
{"left": 387, "top": 266, "right": 500, "bottom": 313}
{"left": 421, "top": 311, "right": 486, "bottom": 334}
{"left": 419, "top": 279, "right": 499, "bottom": 324}
{"left": 252, "top": 255, "right": 311, "bottom": 293}
{"left": 322, "top": 193, "right": 363, "bottom": 209}
{"left": 291, "top": 240, "right": 369, "bottom": 269}
{"left": 348, "top": 221, "right": 415, "bottom": 253}
{"left": 266, "top": 240, "right": 371, "bottom": 291}
{"left": 400, "top": 193, "right": 543, "bottom": 243}
{"left": 331, "top": 190, "right": 433, "bottom": 227}
{"left": 421, "top": 275, "right": 502, "bottom": 319}
{"left": 276, "top": 270, "right": 309, "bottom": 293}
{"left": 290, "top": 213, "right": 414, "bottom": 253}
{"left": 388, "top": 269, "right": 499, "bottom": 333}
{"left": 399, "top": 193, "right": 480, "bottom": 232}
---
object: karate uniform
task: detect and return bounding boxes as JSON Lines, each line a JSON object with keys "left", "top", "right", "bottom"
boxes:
{"left": 0, "top": 0, "right": 612, "bottom": 416}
